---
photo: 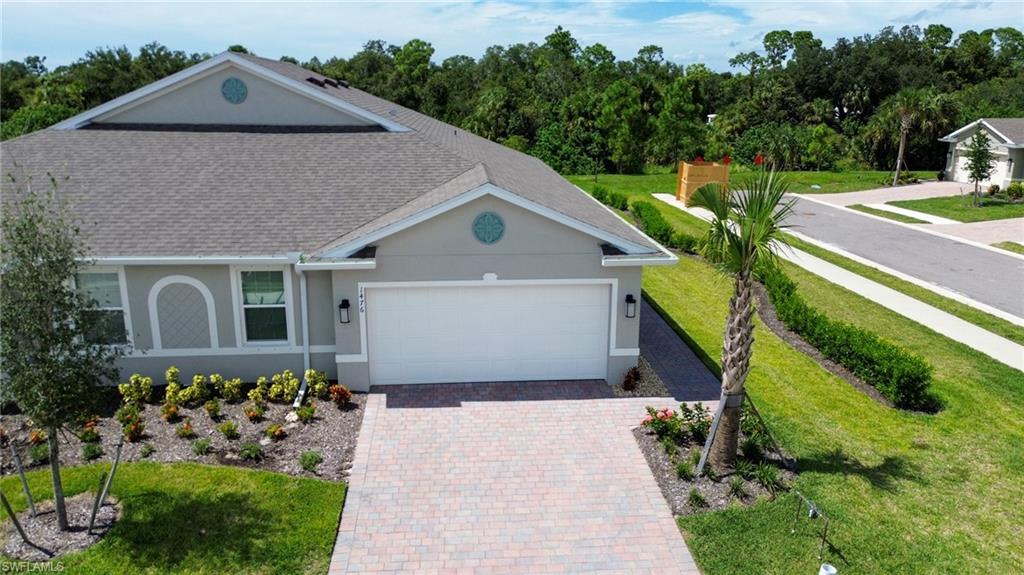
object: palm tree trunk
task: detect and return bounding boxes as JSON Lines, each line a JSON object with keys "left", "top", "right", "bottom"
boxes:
{"left": 709, "top": 270, "right": 755, "bottom": 469}
{"left": 48, "top": 428, "right": 69, "bottom": 531}
{"left": 892, "top": 121, "right": 909, "bottom": 187}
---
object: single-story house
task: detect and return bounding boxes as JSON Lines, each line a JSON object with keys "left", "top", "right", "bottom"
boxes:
{"left": 1, "top": 51, "right": 676, "bottom": 392}
{"left": 940, "top": 118, "right": 1024, "bottom": 188}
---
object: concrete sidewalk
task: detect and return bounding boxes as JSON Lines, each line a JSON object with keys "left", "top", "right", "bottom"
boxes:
{"left": 653, "top": 193, "right": 1024, "bottom": 372}
{"left": 804, "top": 181, "right": 966, "bottom": 206}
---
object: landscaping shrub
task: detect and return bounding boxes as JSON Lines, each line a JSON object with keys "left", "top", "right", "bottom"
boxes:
{"left": 176, "top": 419, "right": 196, "bottom": 439}
{"left": 192, "top": 438, "right": 213, "bottom": 455}
{"left": 161, "top": 402, "right": 180, "bottom": 422}
{"left": 244, "top": 402, "right": 266, "bottom": 422}
{"left": 28, "top": 428, "right": 46, "bottom": 445}
{"left": 124, "top": 419, "right": 145, "bottom": 442}
{"left": 642, "top": 407, "right": 682, "bottom": 443}
{"left": 178, "top": 374, "right": 210, "bottom": 406}
{"left": 329, "top": 383, "right": 353, "bottom": 406}
{"left": 114, "top": 404, "right": 140, "bottom": 426}
{"left": 248, "top": 376, "right": 269, "bottom": 404}
{"left": 679, "top": 402, "right": 711, "bottom": 443}
{"left": 728, "top": 476, "right": 747, "bottom": 499}
{"left": 631, "top": 201, "right": 674, "bottom": 245}
{"left": 676, "top": 461, "right": 695, "bottom": 480}
{"left": 987, "top": 184, "right": 1001, "bottom": 196}
{"left": 734, "top": 458, "right": 755, "bottom": 480}
{"left": 269, "top": 370, "right": 300, "bottom": 403}
{"left": 661, "top": 435, "right": 677, "bottom": 456}
{"left": 621, "top": 366, "right": 641, "bottom": 390}
{"left": 164, "top": 382, "right": 182, "bottom": 406}
{"left": 118, "top": 373, "right": 153, "bottom": 406}
{"left": 760, "top": 265, "right": 938, "bottom": 411}
{"left": 754, "top": 462, "right": 784, "bottom": 493}
{"left": 204, "top": 399, "right": 221, "bottom": 420}
{"left": 296, "top": 403, "right": 316, "bottom": 424}
{"left": 165, "top": 365, "right": 181, "bottom": 388}
{"left": 591, "top": 185, "right": 609, "bottom": 205}
{"left": 239, "top": 442, "right": 264, "bottom": 461}
{"left": 82, "top": 443, "right": 103, "bottom": 461}
{"left": 299, "top": 450, "right": 323, "bottom": 473}
{"left": 79, "top": 418, "right": 100, "bottom": 443}
{"left": 218, "top": 420, "right": 240, "bottom": 440}
{"left": 688, "top": 488, "right": 708, "bottom": 508}
{"left": 305, "top": 369, "right": 330, "bottom": 400}
{"left": 265, "top": 423, "right": 286, "bottom": 441}
{"left": 1007, "top": 181, "right": 1024, "bottom": 200}
{"left": 140, "top": 443, "right": 155, "bottom": 458}
{"left": 29, "top": 443, "right": 49, "bottom": 465}
{"left": 670, "top": 231, "right": 701, "bottom": 254}
{"left": 213, "top": 375, "right": 243, "bottom": 402}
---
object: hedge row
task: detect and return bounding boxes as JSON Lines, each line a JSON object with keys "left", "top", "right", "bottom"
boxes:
{"left": 759, "top": 264, "right": 939, "bottom": 412}
{"left": 630, "top": 200, "right": 700, "bottom": 254}
{"left": 591, "top": 185, "right": 629, "bottom": 211}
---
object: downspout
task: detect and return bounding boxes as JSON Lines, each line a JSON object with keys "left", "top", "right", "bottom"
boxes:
{"left": 293, "top": 264, "right": 311, "bottom": 408}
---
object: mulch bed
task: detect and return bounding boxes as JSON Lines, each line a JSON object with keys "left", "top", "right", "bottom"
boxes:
{"left": 612, "top": 356, "right": 672, "bottom": 398}
{"left": 0, "top": 492, "right": 120, "bottom": 562}
{"left": 752, "top": 281, "right": 894, "bottom": 408}
{"left": 634, "top": 426, "right": 796, "bottom": 516}
{"left": 1, "top": 392, "right": 366, "bottom": 482}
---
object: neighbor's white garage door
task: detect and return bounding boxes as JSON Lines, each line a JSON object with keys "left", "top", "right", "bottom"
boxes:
{"left": 366, "top": 283, "right": 610, "bottom": 385}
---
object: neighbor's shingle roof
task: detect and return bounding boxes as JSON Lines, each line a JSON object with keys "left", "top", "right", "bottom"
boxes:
{"left": 983, "top": 118, "right": 1024, "bottom": 144}
{"left": 1, "top": 54, "right": 660, "bottom": 257}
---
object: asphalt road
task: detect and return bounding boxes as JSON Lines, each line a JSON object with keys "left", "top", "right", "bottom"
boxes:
{"left": 786, "top": 196, "right": 1024, "bottom": 319}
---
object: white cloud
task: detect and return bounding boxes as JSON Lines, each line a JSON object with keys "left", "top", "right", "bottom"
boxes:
{"left": 0, "top": 1, "right": 1015, "bottom": 71}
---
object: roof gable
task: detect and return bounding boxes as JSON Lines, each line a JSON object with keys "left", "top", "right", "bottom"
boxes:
{"left": 941, "top": 118, "right": 1024, "bottom": 145}
{"left": 52, "top": 52, "right": 410, "bottom": 132}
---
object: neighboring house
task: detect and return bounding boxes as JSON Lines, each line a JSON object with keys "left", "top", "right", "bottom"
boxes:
{"left": 0, "top": 51, "right": 675, "bottom": 391}
{"left": 940, "top": 118, "right": 1024, "bottom": 188}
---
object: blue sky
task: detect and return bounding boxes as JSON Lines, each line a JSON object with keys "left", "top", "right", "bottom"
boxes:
{"left": 1, "top": 1, "right": 1015, "bottom": 71}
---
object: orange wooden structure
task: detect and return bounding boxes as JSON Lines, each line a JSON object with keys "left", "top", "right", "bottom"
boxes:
{"left": 676, "top": 160, "right": 729, "bottom": 206}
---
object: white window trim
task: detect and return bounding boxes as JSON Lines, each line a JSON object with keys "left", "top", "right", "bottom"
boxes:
{"left": 75, "top": 265, "right": 134, "bottom": 347}
{"left": 230, "top": 265, "right": 295, "bottom": 347}
{"left": 147, "top": 275, "right": 219, "bottom": 350}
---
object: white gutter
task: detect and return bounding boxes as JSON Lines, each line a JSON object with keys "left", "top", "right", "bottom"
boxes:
{"left": 292, "top": 265, "right": 311, "bottom": 408}
{"left": 294, "top": 259, "right": 376, "bottom": 271}
{"left": 602, "top": 254, "right": 678, "bottom": 267}
{"left": 90, "top": 255, "right": 292, "bottom": 265}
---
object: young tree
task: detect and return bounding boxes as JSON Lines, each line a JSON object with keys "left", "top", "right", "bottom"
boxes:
{"left": 690, "top": 170, "right": 795, "bottom": 469}
{"left": 964, "top": 130, "right": 995, "bottom": 203}
{"left": 0, "top": 171, "right": 123, "bottom": 530}
{"left": 879, "top": 88, "right": 957, "bottom": 185}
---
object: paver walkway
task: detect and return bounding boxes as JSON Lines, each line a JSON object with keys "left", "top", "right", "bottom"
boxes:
{"left": 330, "top": 382, "right": 703, "bottom": 574}
{"left": 640, "top": 299, "right": 720, "bottom": 402}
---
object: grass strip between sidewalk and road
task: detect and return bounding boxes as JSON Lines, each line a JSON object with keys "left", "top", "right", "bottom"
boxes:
{"left": 890, "top": 195, "right": 1024, "bottom": 223}
{"left": 993, "top": 241, "right": 1024, "bottom": 255}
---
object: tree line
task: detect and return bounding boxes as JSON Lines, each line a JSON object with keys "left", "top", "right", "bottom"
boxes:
{"left": 3, "top": 25, "right": 1022, "bottom": 174}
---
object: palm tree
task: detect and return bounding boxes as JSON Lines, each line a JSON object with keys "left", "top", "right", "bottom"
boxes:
{"left": 690, "top": 170, "right": 795, "bottom": 469}
{"left": 884, "top": 89, "right": 958, "bottom": 186}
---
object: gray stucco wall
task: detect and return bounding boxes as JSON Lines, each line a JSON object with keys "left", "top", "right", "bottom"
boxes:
{"left": 114, "top": 264, "right": 337, "bottom": 383}
{"left": 96, "top": 67, "right": 375, "bottom": 126}
{"left": 332, "top": 195, "right": 643, "bottom": 391}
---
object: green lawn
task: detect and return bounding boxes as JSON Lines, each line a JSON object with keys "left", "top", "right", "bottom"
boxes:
{"left": 994, "top": 241, "right": 1024, "bottom": 255}
{"left": 848, "top": 204, "right": 929, "bottom": 224}
{"left": 568, "top": 169, "right": 931, "bottom": 196}
{"left": 583, "top": 175, "right": 1024, "bottom": 573}
{"left": 1, "top": 463, "right": 346, "bottom": 574}
{"left": 570, "top": 174, "right": 1024, "bottom": 346}
{"left": 890, "top": 195, "right": 1024, "bottom": 222}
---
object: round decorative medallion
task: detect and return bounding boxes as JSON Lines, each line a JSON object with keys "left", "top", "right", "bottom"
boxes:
{"left": 472, "top": 212, "right": 505, "bottom": 244}
{"left": 221, "top": 77, "right": 248, "bottom": 104}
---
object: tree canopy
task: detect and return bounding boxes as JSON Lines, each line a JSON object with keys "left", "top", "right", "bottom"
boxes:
{"left": 2, "top": 25, "right": 1022, "bottom": 173}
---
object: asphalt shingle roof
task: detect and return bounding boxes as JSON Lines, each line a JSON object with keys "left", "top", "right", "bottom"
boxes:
{"left": 1, "top": 54, "right": 660, "bottom": 257}
{"left": 983, "top": 118, "right": 1024, "bottom": 144}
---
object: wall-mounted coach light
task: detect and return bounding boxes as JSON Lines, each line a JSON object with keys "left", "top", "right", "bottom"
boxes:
{"left": 625, "top": 294, "right": 637, "bottom": 318}
{"left": 339, "top": 299, "right": 351, "bottom": 324}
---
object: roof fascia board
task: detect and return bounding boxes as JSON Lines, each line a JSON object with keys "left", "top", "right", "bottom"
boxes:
{"left": 52, "top": 52, "right": 410, "bottom": 132}
{"left": 319, "top": 183, "right": 660, "bottom": 258}
{"left": 602, "top": 254, "right": 678, "bottom": 267}
{"left": 90, "top": 255, "right": 292, "bottom": 265}
{"left": 295, "top": 259, "right": 377, "bottom": 271}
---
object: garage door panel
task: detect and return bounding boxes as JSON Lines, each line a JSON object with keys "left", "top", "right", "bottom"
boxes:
{"left": 366, "top": 283, "right": 610, "bottom": 385}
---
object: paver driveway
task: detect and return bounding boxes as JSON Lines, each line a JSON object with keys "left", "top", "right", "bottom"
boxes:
{"left": 330, "top": 382, "right": 704, "bottom": 574}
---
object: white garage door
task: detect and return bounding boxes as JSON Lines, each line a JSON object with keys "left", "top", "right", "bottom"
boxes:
{"left": 366, "top": 283, "right": 610, "bottom": 385}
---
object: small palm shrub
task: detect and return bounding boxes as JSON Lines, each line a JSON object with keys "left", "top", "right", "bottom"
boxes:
{"left": 82, "top": 443, "right": 103, "bottom": 461}
{"left": 296, "top": 403, "right": 316, "bottom": 424}
{"left": 299, "top": 450, "right": 323, "bottom": 473}
{"left": 687, "top": 488, "right": 707, "bottom": 508}
{"left": 734, "top": 458, "right": 755, "bottom": 480}
{"left": 329, "top": 383, "right": 352, "bottom": 406}
{"left": 176, "top": 419, "right": 196, "bottom": 439}
{"left": 244, "top": 402, "right": 265, "bottom": 423}
{"left": 676, "top": 461, "right": 695, "bottom": 480}
{"left": 29, "top": 444, "right": 49, "bottom": 465}
{"left": 728, "top": 476, "right": 747, "bottom": 499}
{"left": 265, "top": 423, "right": 286, "bottom": 441}
{"left": 204, "top": 399, "right": 221, "bottom": 420}
{"left": 754, "top": 463, "right": 784, "bottom": 493}
{"left": 305, "top": 369, "right": 330, "bottom": 400}
{"left": 118, "top": 373, "right": 153, "bottom": 406}
{"left": 192, "top": 438, "right": 213, "bottom": 455}
{"left": 218, "top": 420, "right": 239, "bottom": 440}
{"left": 140, "top": 443, "right": 155, "bottom": 458}
{"left": 239, "top": 442, "right": 264, "bottom": 461}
